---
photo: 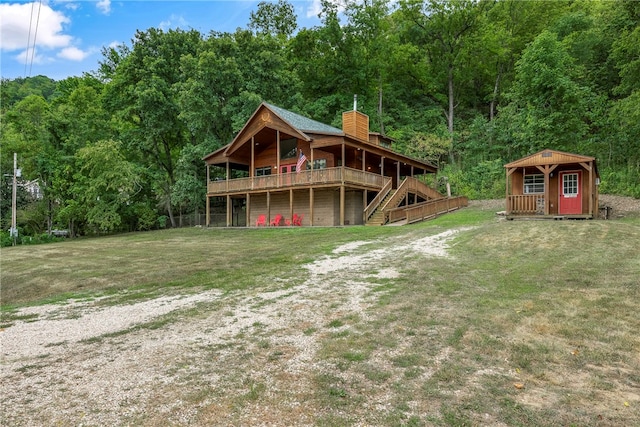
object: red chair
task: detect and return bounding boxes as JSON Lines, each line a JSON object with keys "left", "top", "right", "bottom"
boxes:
{"left": 293, "top": 213, "right": 304, "bottom": 226}
{"left": 270, "top": 214, "right": 283, "bottom": 226}
{"left": 256, "top": 214, "right": 266, "bottom": 227}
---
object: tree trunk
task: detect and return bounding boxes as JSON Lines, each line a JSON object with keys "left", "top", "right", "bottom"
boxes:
{"left": 490, "top": 64, "right": 502, "bottom": 122}
{"left": 447, "top": 64, "right": 455, "bottom": 165}
{"left": 167, "top": 203, "right": 176, "bottom": 228}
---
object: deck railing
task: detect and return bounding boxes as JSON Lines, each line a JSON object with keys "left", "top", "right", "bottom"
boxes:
{"left": 207, "top": 167, "right": 388, "bottom": 194}
{"left": 388, "top": 196, "right": 469, "bottom": 224}
{"left": 363, "top": 178, "right": 393, "bottom": 222}
{"left": 507, "top": 194, "right": 545, "bottom": 214}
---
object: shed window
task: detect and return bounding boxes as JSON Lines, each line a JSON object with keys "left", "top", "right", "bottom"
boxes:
{"left": 524, "top": 174, "right": 544, "bottom": 194}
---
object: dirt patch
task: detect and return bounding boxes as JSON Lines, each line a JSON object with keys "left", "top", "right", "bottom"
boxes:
{"left": 0, "top": 229, "right": 466, "bottom": 426}
{"left": 599, "top": 194, "right": 640, "bottom": 218}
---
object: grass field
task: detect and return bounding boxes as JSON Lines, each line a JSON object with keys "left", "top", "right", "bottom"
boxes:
{"left": 1, "top": 207, "right": 639, "bottom": 426}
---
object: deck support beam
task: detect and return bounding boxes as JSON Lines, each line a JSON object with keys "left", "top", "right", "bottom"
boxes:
{"left": 309, "top": 188, "right": 314, "bottom": 226}
{"left": 206, "top": 195, "right": 210, "bottom": 226}
{"left": 289, "top": 188, "right": 294, "bottom": 225}
{"left": 276, "top": 131, "right": 281, "bottom": 187}
{"left": 226, "top": 194, "right": 231, "bottom": 227}
{"left": 340, "top": 185, "right": 345, "bottom": 226}
{"left": 267, "top": 191, "right": 271, "bottom": 225}
{"left": 246, "top": 193, "right": 251, "bottom": 227}
{"left": 535, "top": 164, "right": 558, "bottom": 215}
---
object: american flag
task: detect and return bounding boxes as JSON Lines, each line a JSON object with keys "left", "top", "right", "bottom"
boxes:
{"left": 296, "top": 150, "right": 307, "bottom": 173}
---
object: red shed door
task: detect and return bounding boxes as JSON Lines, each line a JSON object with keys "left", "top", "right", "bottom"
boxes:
{"left": 559, "top": 171, "right": 582, "bottom": 214}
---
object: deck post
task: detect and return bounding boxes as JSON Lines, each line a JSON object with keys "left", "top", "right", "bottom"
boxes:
{"left": 206, "top": 195, "right": 210, "bottom": 226}
{"left": 363, "top": 190, "right": 367, "bottom": 223}
{"left": 226, "top": 194, "right": 231, "bottom": 227}
{"left": 251, "top": 136, "right": 255, "bottom": 190}
{"left": 589, "top": 162, "right": 597, "bottom": 218}
{"left": 505, "top": 168, "right": 510, "bottom": 214}
{"left": 276, "top": 130, "right": 281, "bottom": 187}
{"left": 267, "top": 191, "right": 271, "bottom": 225}
{"left": 309, "top": 188, "right": 314, "bottom": 226}
{"left": 340, "top": 185, "right": 345, "bottom": 226}
{"left": 246, "top": 193, "right": 251, "bottom": 227}
{"left": 544, "top": 166, "right": 550, "bottom": 215}
{"left": 289, "top": 188, "right": 294, "bottom": 224}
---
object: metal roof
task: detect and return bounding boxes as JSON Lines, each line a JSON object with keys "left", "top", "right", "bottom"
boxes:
{"left": 264, "top": 103, "right": 343, "bottom": 135}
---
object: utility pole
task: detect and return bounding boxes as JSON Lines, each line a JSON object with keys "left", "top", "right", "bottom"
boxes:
{"left": 11, "top": 153, "right": 18, "bottom": 246}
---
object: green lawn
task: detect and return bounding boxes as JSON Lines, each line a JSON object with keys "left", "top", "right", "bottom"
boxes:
{"left": 1, "top": 208, "right": 638, "bottom": 426}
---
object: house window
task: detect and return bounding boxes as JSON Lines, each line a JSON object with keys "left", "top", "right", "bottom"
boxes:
{"left": 310, "top": 159, "right": 327, "bottom": 170}
{"left": 255, "top": 166, "right": 272, "bottom": 176}
{"left": 280, "top": 138, "right": 297, "bottom": 160}
{"left": 524, "top": 174, "right": 544, "bottom": 194}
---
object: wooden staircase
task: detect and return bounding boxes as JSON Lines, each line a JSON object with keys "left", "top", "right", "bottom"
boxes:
{"left": 365, "top": 177, "right": 451, "bottom": 226}
{"left": 366, "top": 190, "right": 396, "bottom": 226}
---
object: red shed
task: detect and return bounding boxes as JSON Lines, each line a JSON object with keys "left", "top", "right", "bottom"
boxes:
{"left": 504, "top": 149, "right": 599, "bottom": 219}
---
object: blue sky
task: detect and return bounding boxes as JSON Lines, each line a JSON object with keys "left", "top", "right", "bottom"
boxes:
{"left": 0, "top": 0, "right": 324, "bottom": 81}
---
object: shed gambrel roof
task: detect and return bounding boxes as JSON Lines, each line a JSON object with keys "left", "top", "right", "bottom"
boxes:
{"left": 505, "top": 149, "right": 596, "bottom": 169}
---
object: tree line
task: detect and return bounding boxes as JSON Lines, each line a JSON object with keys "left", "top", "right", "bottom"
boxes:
{"left": 2, "top": 0, "right": 639, "bottom": 240}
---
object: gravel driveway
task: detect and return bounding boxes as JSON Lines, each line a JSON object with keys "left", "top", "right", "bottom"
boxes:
{"left": 1, "top": 229, "right": 468, "bottom": 426}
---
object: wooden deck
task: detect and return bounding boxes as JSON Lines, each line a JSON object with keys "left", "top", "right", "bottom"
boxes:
{"left": 506, "top": 194, "right": 545, "bottom": 215}
{"left": 207, "top": 167, "right": 388, "bottom": 195}
{"left": 506, "top": 214, "right": 593, "bottom": 221}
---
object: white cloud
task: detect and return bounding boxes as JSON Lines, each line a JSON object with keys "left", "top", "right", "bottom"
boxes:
{"left": 0, "top": 2, "right": 72, "bottom": 51}
{"left": 15, "top": 46, "right": 51, "bottom": 66}
{"left": 58, "top": 46, "right": 90, "bottom": 61}
{"left": 305, "top": 0, "right": 347, "bottom": 20}
{"left": 159, "top": 14, "right": 188, "bottom": 31}
{"left": 57, "top": 0, "right": 81, "bottom": 12}
{"left": 96, "top": 0, "right": 111, "bottom": 15}
{"left": 306, "top": 0, "right": 323, "bottom": 19}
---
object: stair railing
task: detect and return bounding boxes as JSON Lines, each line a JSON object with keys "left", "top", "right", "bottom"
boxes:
{"left": 363, "top": 177, "right": 392, "bottom": 222}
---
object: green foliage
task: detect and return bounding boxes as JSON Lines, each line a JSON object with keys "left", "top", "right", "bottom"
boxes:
{"left": 73, "top": 140, "right": 142, "bottom": 233}
{"left": 599, "top": 167, "right": 640, "bottom": 198}
{"left": 0, "top": 230, "right": 64, "bottom": 248}
{"left": 249, "top": 0, "right": 297, "bottom": 37}
{"left": 1, "top": 0, "right": 639, "bottom": 239}
{"left": 497, "top": 30, "right": 594, "bottom": 155}
{"left": 441, "top": 160, "right": 504, "bottom": 200}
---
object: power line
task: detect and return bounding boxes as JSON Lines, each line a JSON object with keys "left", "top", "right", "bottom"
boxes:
{"left": 29, "top": 1, "right": 43, "bottom": 77}
{"left": 24, "top": 0, "right": 43, "bottom": 77}
{"left": 24, "top": 2, "right": 35, "bottom": 76}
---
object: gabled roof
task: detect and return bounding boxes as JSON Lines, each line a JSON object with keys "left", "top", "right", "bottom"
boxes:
{"left": 504, "top": 149, "right": 596, "bottom": 168}
{"left": 220, "top": 102, "right": 344, "bottom": 158}
{"left": 264, "top": 103, "right": 343, "bottom": 135}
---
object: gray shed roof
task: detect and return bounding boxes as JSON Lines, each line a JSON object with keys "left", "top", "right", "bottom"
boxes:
{"left": 265, "top": 103, "right": 343, "bottom": 135}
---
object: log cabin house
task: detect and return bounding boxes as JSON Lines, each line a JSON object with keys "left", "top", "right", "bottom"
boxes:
{"left": 202, "top": 102, "right": 468, "bottom": 227}
{"left": 504, "top": 149, "right": 599, "bottom": 219}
